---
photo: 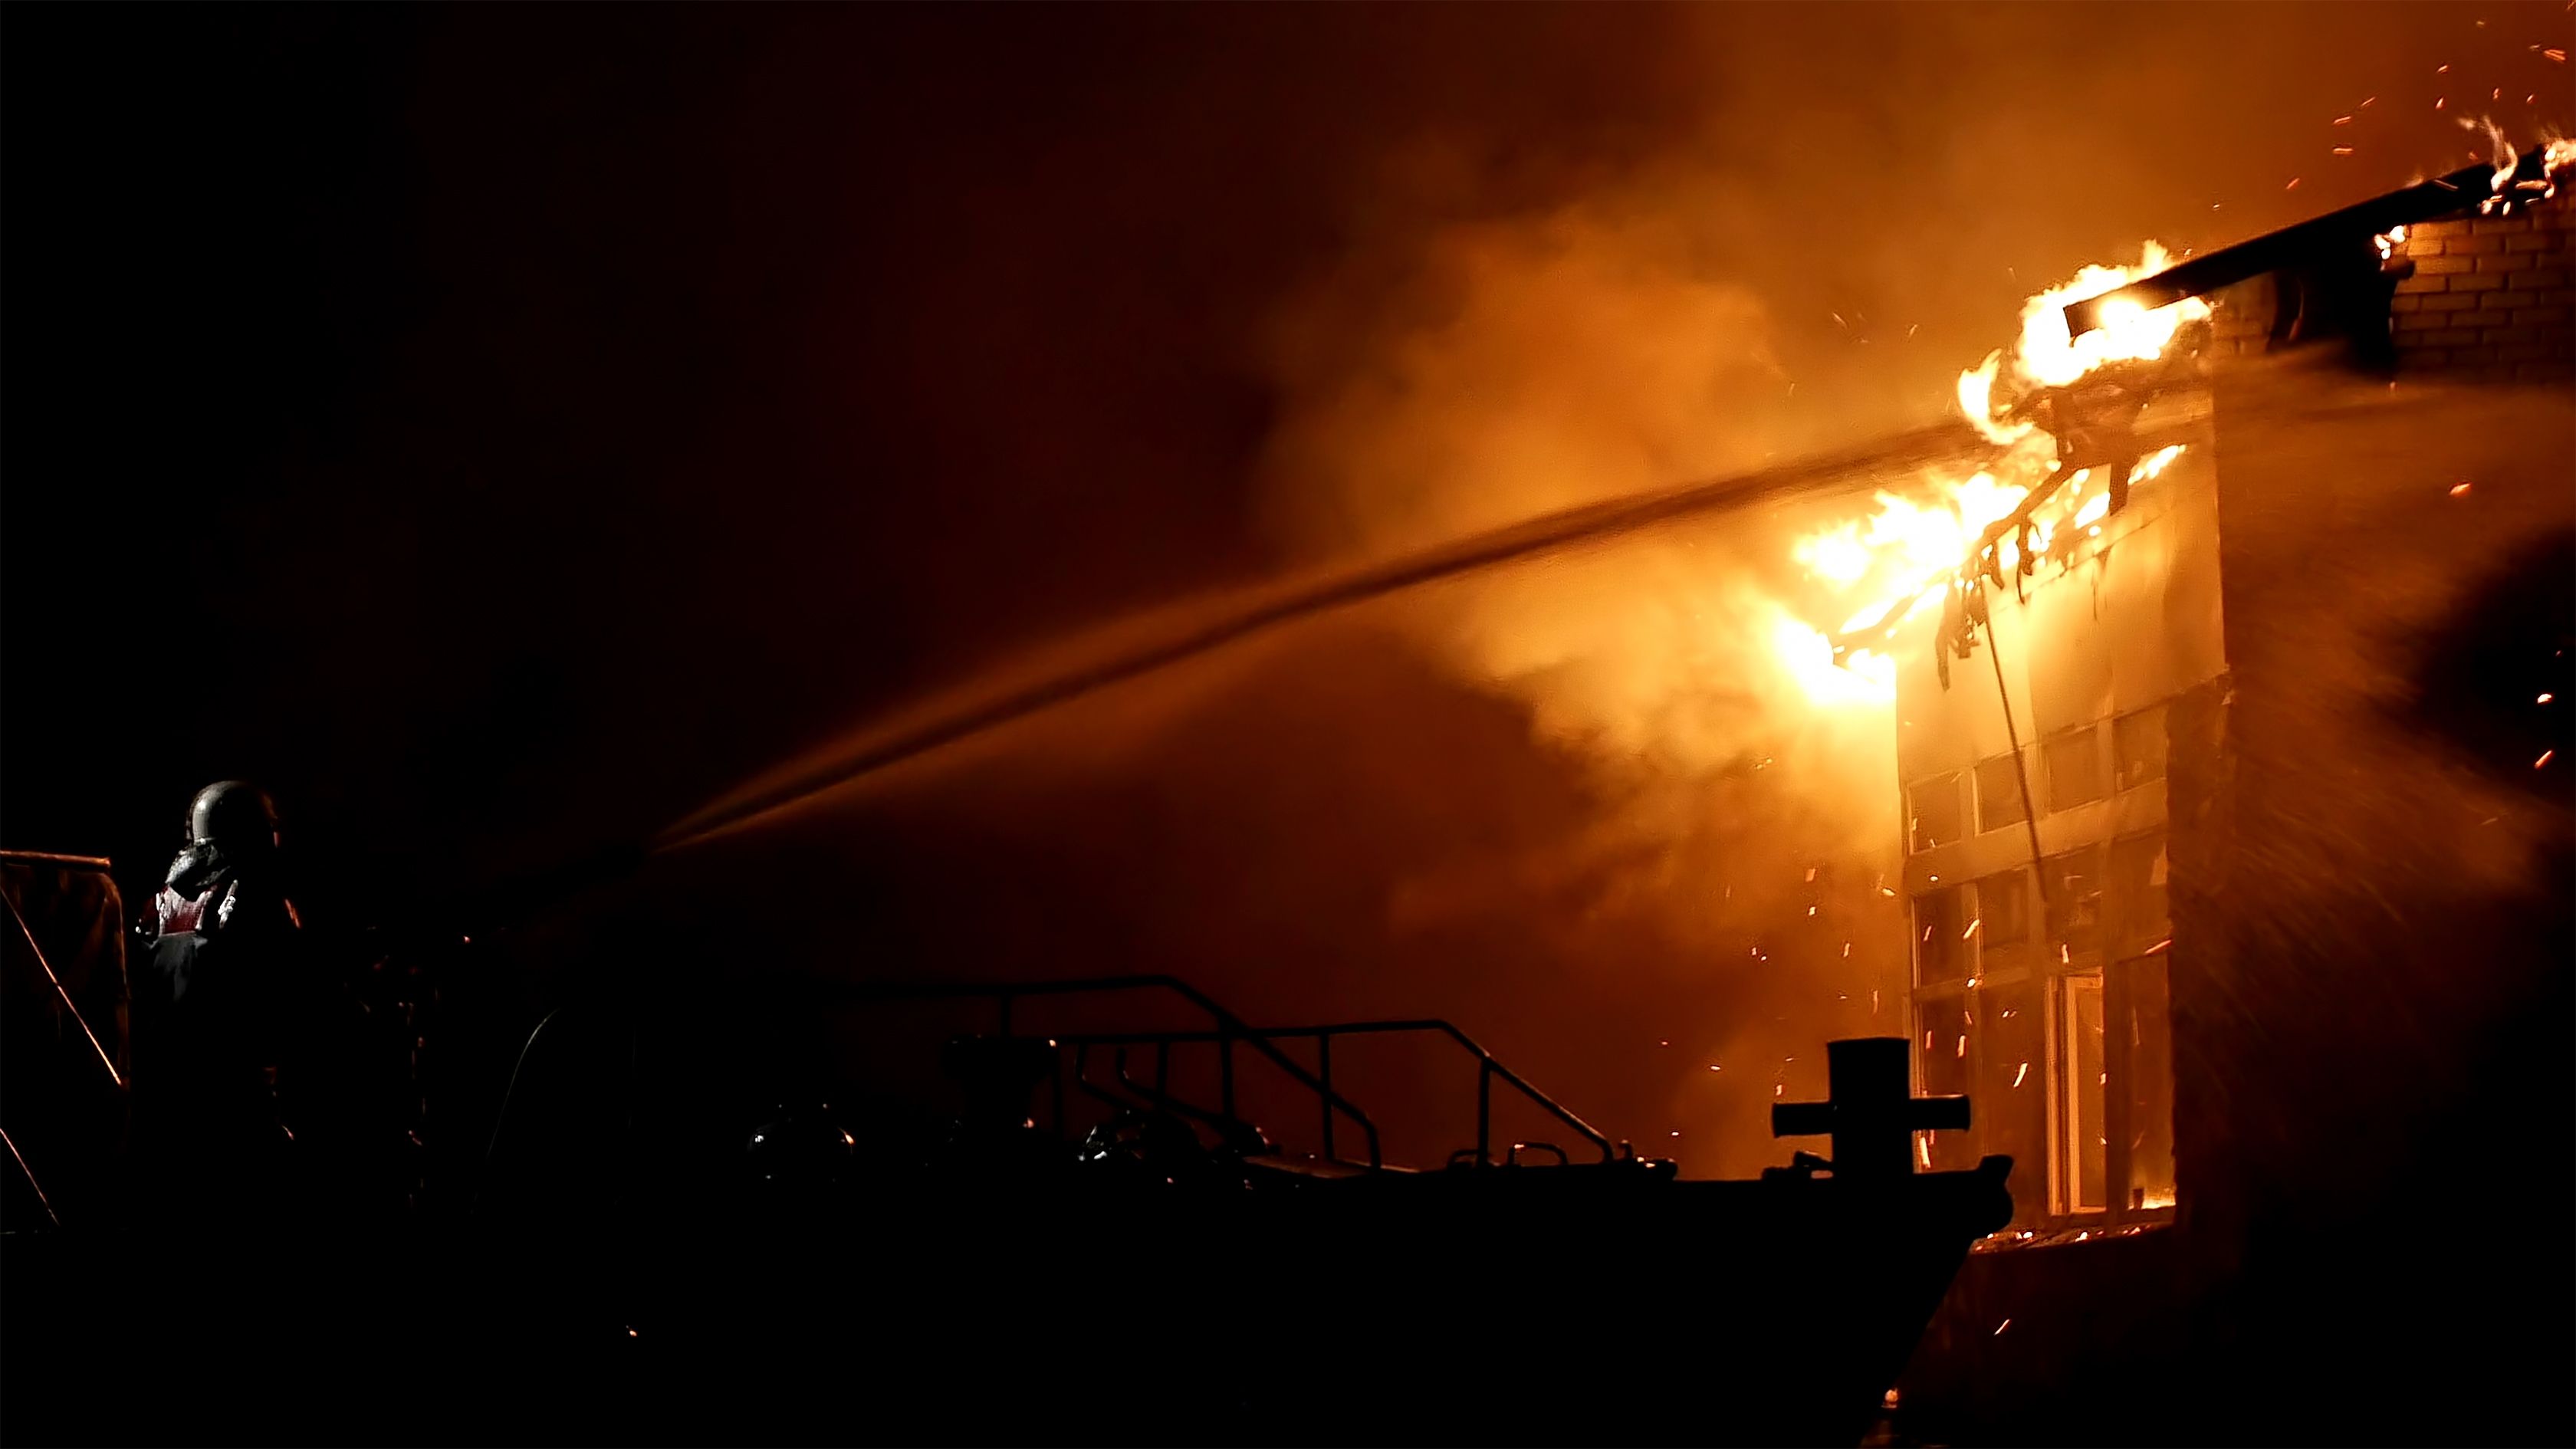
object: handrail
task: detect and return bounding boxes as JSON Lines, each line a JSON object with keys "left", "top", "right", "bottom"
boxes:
{"left": 2, "top": 1125, "right": 61, "bottom": 1229}
{"left": 1054, "top": 1017, "right": 1615, "bottom": 1165}
{"left": 826, "top": 976, "right": 1386, "bottom": 1169}
{"left": 2, "top": 889, "right": 125, "bottom": 1090}
{"left": 0, "top": 850, "right": 114, "bottom": 869}
{"left": 477, "top": 976, "right": 1609, "bottom": 1188}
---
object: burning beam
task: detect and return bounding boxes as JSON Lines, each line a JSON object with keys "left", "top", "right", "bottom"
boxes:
{"left": 2064, "top": 146, "right": 2560, "bottom": 337}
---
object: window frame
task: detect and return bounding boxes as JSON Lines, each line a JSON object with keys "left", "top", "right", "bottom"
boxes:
{"left": 1907, "top": 711, "right": 2183, "bottom": 1238}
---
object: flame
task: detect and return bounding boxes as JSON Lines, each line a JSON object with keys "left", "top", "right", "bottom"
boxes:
{"left": 1777, "top": 443, "right": 2187, "bottom": 704}
{"left": 1957, "top": 350, "right": 2032, "bottom": 446}
{"left": 1775, "top": 245, "right": 2207, "bottom": 705}
{"left": 1997, "top": 242, "right": 2210, "bottom": 393}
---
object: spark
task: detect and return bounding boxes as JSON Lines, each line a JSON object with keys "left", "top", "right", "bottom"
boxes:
{"left": 2549, "top": 48, "right": 2569, "bottom": 63}
{"left": 2146, "top": 938, "right": 2174, "bottom": 955}
{"left": 2450, "top": 481, "right": 2473, "bottom": 495}
{"left": 2539, "top": 693, "right": 2554, "bottom": 705}
{"left": 1994, "top": 1319, "right": 2013, "bottom": 1336}
{"left": 2437, "top": 97, "right": 2448, "bottom": 109}
{"left": 2333, "top": 114, "right": 2354, "bottom": 125}
{"left": 1843, "top": 941, "right": 1853, "bottom": 958}
{"left": 2333, "top": 146, "right": 2355, "bottom": 156}
{"left": 1881, "top": 887, "right": 1898, "bottom": 898}
{"left": 1805, "top": 867, "right": 1817, "bottom": 882}
{"left": 1773, "top": 1086, "right": 1783, "bottom": 1099}
{"left": 2438, "top": 64, "right": 2451, "bottom": 73}
{"left": 2013, "top": 1062, "right": 2029, "bottom": 1088}
{"left": 1809, "top": 905, "right": 1819, "bottom": 916}
{"left": 2361, "top": 96, "right": 2377, "bottom": 107}
{"left": 2538, "top": 750, "right": 2557, "bottom": 769}
{"left": 1963, "top": 918, "right": 1982, "bottom": 939}
{"left": 2285, "top": 176, "right": 2302, "bottom": 190}
{"left": 1710, "top": 1063, "right": 1722, "bottom": 1072}
{"left": 1956, "top": 1035, "right": 1967, "bottom": 1058}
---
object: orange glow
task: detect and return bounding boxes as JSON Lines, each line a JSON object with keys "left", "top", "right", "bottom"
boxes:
{"left": 1772, "top": 242, "right": 2212, "bottom": 704}
{"left": 2002, "top": 243, "right": 2210, "bottom": 391}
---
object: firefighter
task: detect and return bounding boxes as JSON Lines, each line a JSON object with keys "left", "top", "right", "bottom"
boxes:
{"left": 128, "top": 780, "right": 309, "bottom": 1221}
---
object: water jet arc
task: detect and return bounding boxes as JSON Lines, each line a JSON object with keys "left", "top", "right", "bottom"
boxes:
{"left": 656, "top": 420, "right": 1981, "bottom": 854}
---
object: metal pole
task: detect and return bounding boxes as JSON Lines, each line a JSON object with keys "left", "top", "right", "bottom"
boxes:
{"left": 1318, "top": 1036, "right": 1335, "bottom": 1162}
{"left": 3, "top": 892, "right": 122, "bottom": 1089}
{"left": 1477, "top": 1064, "right": 1493, "bottom": 1168}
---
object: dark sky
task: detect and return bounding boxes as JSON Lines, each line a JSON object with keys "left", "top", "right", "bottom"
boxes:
{"left": 5, "top": 6, "right": 2569, "bottom": 1147}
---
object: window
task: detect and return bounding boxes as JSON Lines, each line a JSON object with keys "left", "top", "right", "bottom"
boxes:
{"left": 2044, "top": 726, "right": 2106, "bottom": 811}
{"left": 1914, "top": 886, "right": 1969, "bottom": 987}
{"left": 1980, "top": 981, "right": 2046, "bottom": 1192}
{"left": 1904, "top": 710, "right": 2180, "bottom": 1234}
{"left": 2053, "top": 972, "right": 2108, "bottom": 1216}
{"left": 2120, "top": 956, "right": 2177, "bottom": 1212}
{"left": 1975, "top": 753, "right": 2029, "bottom": 834}
{"left": 2042, "top": 846, "right": 2106, "bottom": 961}
{"left": 1917, "top": 991, "right": 1978, "bottom": 1173}
{"left": 1972, "top": 869, "right": 2031, "bottom": 968}
{"left": 2114, "top": 705, "right": 2169, "bottom": 791}
{"left": 2108, "top": 831, "right": 2170, "bottom": 958}
{"left": 1909, "top": 773, "right": 1964, "bottom": 853}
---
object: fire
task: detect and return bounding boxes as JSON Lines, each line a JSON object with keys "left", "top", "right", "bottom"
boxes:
{"left": 1957, "top": 350, "right": 2031, "bottom": 446}
{"left": 1777, "top": 245, "right": 2209, "bottom": 705}
{"left": 2002, "top": 242, "right": 2210, "bottom": 391}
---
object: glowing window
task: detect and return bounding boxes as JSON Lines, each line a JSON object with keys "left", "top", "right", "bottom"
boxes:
{"left": 2044, "top": 726, "right": 2106, "bottom": 811}
{"left": 1980, "top": 981, "right": 2046, "bottom": 1217}
{"left": 1916, "top": 988, "right": 1978, "bottom": 1173}
{"left": 1908, "top": 773, "right": 1965, "bottom": 853}
{"left": 1913, "top": 886, "right": 1969, "bottom": 987}
{"left": 1972, "top": 869, "right": 2030, "bottom": 955}
{"left": 2042, "top": 846, "right": 2107, "bottom": 960}
{"left": 2108, "top": 831, "right": 2171, "bottom": 958}
{"left": 2121, "top": 955, "right": 2177, "bottom": 1213}
{"left": 2114, "top": 705, "right": 2169, "bottom": 791}
{"left": 1974, "top": 754, "right": 2029, "bottom": 834}
{"left": 2052, "top": 971, "right": 2108, "bottom": 1216}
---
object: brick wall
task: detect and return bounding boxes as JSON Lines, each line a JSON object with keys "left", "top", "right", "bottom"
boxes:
{"left": 2387, "top": 193, "right": 2575, "bottom": 383}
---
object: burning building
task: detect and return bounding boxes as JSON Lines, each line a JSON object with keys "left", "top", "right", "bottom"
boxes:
{"left": 1796, "top": 162, "right": 2576, "bottom": 1442}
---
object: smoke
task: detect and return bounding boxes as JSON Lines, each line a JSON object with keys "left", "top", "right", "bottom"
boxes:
{"left": 462, "top": 2, "right": 2573, "bottom": 1178}
{"left": 1241, "top": 163, "right": 1929, "bottom": 1172}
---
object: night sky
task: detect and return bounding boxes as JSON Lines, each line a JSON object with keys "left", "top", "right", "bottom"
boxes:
{"left": 9, "top": 4, "right": 2564, "bottom": 882}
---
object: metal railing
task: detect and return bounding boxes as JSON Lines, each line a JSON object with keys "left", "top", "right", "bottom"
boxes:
{"left": 478, "top": 973, "right": 1619, "bottom": 1191}
{"left": 834, "top": 976, "right": 1615, "bottom": 1169}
